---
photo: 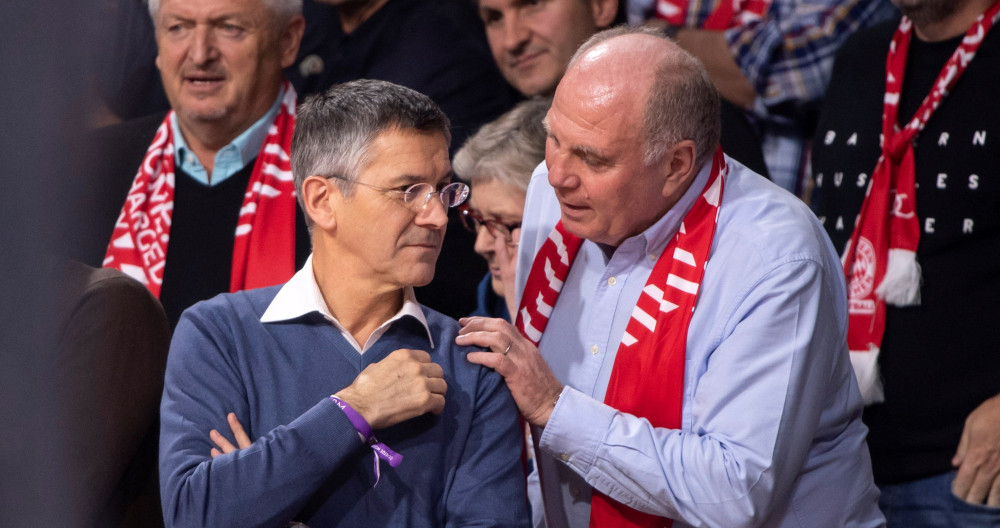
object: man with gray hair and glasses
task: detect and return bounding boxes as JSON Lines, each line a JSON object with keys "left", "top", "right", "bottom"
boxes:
{"left": 159, "top": 79, "right": 529, "bottom": 528}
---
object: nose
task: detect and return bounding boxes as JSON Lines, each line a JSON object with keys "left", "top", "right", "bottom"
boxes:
{"left": 415, "top": 195, "right": 449, "bottom": 230}
{"left": 546, "top": 147, "right": 578, "bottom": 192}
{"left": 189, "top": 25, "right": 219, "bottom": 66}
{"left": 473, "top": 223, "right": 495, "bottom": 258}
{"left": 502, "top": 11, "right": 529, "bottom": 53}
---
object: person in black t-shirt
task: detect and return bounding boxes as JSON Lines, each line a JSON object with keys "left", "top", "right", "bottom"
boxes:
{"left": 811, "top": 1, "right": 1000, "bottom": 525}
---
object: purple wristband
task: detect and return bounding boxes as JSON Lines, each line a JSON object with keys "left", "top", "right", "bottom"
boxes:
{"left": 329, "top": 396, "right": 402, "bottom": 485}
{"left": 329, "top": 395, "right": 373, "bottom": 441}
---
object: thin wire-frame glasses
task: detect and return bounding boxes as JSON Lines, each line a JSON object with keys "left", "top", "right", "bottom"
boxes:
{"left": 458, "top": 204, "right": 521, "bottom": 244}
{"left": 324, "top": 174, "right": 469, "bottom": 211}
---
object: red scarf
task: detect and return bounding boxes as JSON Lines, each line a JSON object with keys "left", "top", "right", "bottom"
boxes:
{"left": 516, "top": 148, "right": 727, "bottom": 528}
{"left": 104, "top": 82, "right": 299, "bottom": 297}
{"left": 842, "top": 3, "right": 1000, "bottom": 405}
{"left": 656, "top": 0, "right": 772, "bottom": 30}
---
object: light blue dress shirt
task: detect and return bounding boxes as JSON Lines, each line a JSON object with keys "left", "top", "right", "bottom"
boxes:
{"left": 170, "top": 86, "right": 285, "bottom": 186}
{"left": 515, "top": 156, "right": 884, "bottom": 527}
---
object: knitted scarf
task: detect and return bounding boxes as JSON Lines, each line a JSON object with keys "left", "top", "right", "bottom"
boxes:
{"left": 516, "top": 148, "right": 727, "bottom": 528}
{"left": 843, "top": 2, "right": 1000, "bottom": 404}
{"left": 104, "top": 82, "right": 298, "bottom": 297}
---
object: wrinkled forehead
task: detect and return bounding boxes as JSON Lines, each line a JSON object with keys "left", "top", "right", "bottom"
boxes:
{"left": 359, "top": 128, "right": 452, "bottom": 183}
{"left": 554, "top": 60, "right": 648, "bottom": 121}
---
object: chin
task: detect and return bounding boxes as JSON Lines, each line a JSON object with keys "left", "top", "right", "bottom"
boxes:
{"left": 178, "top": 105, "right": 230, "bottom": 124}
{"left": 515, "top": 76, "right": 558, "bottom": 98}
{"left": 561, "top": 219, "right": 619, "bottom": 247}
{"left": 490, "top": 277, "right": 505, "bottom": 298}
{"left": 559, "top": 216, "right": 593, "bottom": 240}
{"left": 406, "top": 265, "right": 437, "bottom": 288}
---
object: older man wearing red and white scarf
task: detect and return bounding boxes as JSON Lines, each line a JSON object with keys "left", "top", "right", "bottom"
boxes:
{"left": 458, "top": 26, "right": 881, "bottom": 528}
{"left": 101, "top": 0, "right": 307, "bottom": 327}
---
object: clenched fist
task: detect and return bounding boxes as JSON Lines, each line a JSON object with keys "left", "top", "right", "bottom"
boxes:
{"left": 334, "top": 349, "right": 447, "bottom": 429}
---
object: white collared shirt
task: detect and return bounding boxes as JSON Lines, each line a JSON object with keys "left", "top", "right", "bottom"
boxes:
{"left": 261, "top": 255, "right": 434, "bottom": 353}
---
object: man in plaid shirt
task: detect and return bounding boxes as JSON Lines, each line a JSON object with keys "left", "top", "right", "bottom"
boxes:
{"left": 642, "top": 0, "right": 897, "bottom": 195}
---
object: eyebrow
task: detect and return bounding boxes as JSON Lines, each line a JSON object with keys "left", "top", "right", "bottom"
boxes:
{"left": 571, "top": 145, "right": 611, "bottom": 165}
{"left": 160, "top": 12, "right": 249, "bottom": 24}
{"left": 387, "top": 171, "right": 455, "bottom": 187}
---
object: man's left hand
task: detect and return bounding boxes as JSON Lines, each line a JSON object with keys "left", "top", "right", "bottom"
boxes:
{"left": 209, "top": 412, "right": 252, "bottom": 458}
{"left": 952, "top": 393, "right": 1000, "bottom": 506}
{"left": 457, "top": 317, "right": 563, "bottom": 427}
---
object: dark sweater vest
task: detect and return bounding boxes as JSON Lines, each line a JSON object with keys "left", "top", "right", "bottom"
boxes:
{"left": 811, "top": 19, "right": 1000, "bottom": 484}
{"left": 159, "top": 163, "right": 310, "bottom": 329}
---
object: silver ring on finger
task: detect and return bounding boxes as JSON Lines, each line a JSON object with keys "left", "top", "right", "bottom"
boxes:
{"left": 503, "top": 340, "right": 512, "bottom": 356}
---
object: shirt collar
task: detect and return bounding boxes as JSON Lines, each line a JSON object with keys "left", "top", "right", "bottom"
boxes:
{"left": 171, "top": 84, "right": 285, "bottom": 187}
{"left": 261, "top": 254, "right": 435, "bottom": 353}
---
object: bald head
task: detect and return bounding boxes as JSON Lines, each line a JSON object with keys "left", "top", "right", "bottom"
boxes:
{"left": 542, "top": 27, "right": 720, "bottom": 246}
{"left": 560, "top": 27, "right": 721, "bottom": 169}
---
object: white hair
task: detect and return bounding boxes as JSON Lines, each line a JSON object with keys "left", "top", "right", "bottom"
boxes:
{"left": 147, "top": 0, "right": 303, "bottom": 22}
{"left": 453, "top": 98, "right": 550, "bottom": 191}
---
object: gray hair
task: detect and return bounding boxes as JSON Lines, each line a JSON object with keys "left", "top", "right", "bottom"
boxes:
{"left": 453, "top": 98, "right": 550, "bottom": 191}
{"left": 568, "top": 25, "right": 721, "bottom": 170}
{"left": 147, "top": 0, "right": 303, "bottom": 23}
{"left": 291, "top": 79, "right": 451, "bottom": 221}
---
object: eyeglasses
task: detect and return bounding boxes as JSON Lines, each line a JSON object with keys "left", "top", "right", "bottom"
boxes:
{"left": 325, "top": 174, "right": 469, "bottom": 211}
{"left": 459, "top": 204, "right": 521, "bottom": 244}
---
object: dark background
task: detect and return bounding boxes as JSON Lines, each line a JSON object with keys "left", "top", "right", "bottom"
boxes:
{"left": 0, "top": 2, "right": 111, "bottom": 524}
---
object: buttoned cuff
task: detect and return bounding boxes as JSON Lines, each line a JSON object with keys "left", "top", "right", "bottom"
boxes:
{"left": 538, "top": 386, "right": 616, "bottom": 475}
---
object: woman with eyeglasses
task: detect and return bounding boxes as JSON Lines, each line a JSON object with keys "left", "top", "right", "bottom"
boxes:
{"left": 453, "top": 98, "right": 550, "bottom": 321}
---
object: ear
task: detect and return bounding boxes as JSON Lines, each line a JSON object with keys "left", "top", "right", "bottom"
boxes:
{"left": 660, "top": 140, "right": 698, "bottom": 200}
{"left": 590, "top": 0, "right": 618, "bottom": 29}
{"left": 301, "top": 175, "right": 339, "bottom": 232}
{"left": 278, "top": 15, "right": 306, "bottom": 69}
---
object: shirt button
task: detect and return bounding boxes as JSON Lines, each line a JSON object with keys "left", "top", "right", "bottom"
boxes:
{"left": 649, "top": 254, "right": 657, "bottom": 261}
{"left": 590, "top": 345, "right": 599, "bottom": 356}
{"left": 560, "top": 452, "right": 570, "bottom": 462}
{"left": 570, "top": 485, "right": 581, "bottom": 499}
{"left": 607, "top": 276, "right": 617, "bottom": 286}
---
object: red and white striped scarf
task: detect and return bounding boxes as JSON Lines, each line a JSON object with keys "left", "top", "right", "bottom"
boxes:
{"left": 843, "top": 2, "right": 1000, "bottom": 405}
{"left": 656, "top": 0, "right": 771, "bottom": 30}
{"left": 516, "top": 148, "right": 727, "bottom": 528}
{"left": 103, "top": 82, "right": 299, "bottom": 297}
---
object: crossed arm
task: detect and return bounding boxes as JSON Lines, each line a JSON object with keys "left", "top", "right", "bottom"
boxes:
{"left": 159, "top": 314, "right": 447, "bottom": 528}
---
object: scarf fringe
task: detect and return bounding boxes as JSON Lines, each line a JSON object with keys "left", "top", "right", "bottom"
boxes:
{"left": 876, "top": 248, "right": 921, "bottom": 306}
{"left": 849, "top": 345, "right": 884, "bottom": 406}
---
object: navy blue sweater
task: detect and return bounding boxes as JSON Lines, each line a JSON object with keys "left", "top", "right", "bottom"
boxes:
{"left": 159, "top": 286, "right": 528, "bottom": 527}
